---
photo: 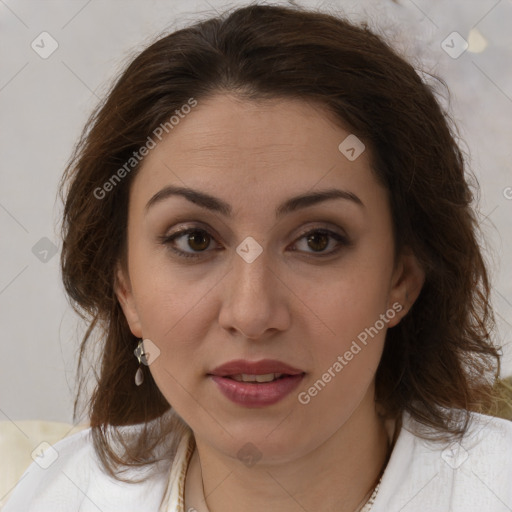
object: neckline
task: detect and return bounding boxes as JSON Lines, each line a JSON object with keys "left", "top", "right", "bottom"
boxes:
{"left": 170, "top": 413, "right": 403, "bottom": 512}
{"left": 159, "top": 429, "right": 195, "bottom": 512}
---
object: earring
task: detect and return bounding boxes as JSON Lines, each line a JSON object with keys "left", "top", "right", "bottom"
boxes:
{"left": 134, "top": 339, "right": 146, "bottom": 386}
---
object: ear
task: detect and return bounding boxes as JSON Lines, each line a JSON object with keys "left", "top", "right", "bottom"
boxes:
{"left": 114, "top": 261, "right": 143, "bottom": 338}
{"left": 386, "top": 247, "right": 425, "bottom": 328}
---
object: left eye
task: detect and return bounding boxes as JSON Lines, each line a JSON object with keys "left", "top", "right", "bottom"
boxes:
{"left": 292, "top": 229, "right": 348, "bottom": 255}
{"left": 159, "top": 227, "right": 348, "bottom": 260}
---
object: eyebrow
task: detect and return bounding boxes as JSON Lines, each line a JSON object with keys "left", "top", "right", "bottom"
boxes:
{"left": 145, "top": 185, "right": 364, "bottom": 218}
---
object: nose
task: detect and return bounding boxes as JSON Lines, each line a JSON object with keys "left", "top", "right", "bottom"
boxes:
{"left": 218, "top": 243, "right": 291, "bottom": 340}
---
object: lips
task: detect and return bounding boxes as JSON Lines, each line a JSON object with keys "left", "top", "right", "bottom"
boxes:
{"left": 208, "top": 359, "right": 305, "bottom": 378}
{"left": 207, "top": 359, "right": 306, "bottom": 407}
{"left": 210, "top": 373, "right": 304, "bottom": 407}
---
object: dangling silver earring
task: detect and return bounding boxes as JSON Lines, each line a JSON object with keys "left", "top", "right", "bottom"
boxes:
{"left": 134, "top": 339, "right": 146, "bottom": 386}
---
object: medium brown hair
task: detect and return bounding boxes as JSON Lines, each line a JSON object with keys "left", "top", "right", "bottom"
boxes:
{"left": 59, "top": 3, "right": 503, "bottom": 482}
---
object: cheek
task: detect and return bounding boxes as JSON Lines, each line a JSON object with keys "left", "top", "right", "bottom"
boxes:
{"left": 133, "top": 275, "right": 213, "bottom": 350}
{"left": 307, "top": 283, "right": 388, "bottom": 377}
{"left": 310, "top": 259, "right": 393, "bottom": 341}
{"left": 134, "top": 278, "right": 213, "bottom": 408}
{"left": 302, "top": 249, "right": 393, "bottom": 384}
{"left": 296, "top": 277, "right": 389, "bottom": 420}
{"left": 128, "top": 236, "right": 208, "bottom": 335}
{"left": 127, "top": 254, "right": 220, "bottom": 389}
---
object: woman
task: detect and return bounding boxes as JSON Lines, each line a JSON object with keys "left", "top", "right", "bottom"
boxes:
{"left": 4, "top": 3, "right": 512, "bottom": 512}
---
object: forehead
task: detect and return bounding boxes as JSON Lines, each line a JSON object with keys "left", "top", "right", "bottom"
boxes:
{"left": 161, "top": 94, "right": 354, "bottom": 157}
{"left": 129, "top": 94, "right": 381, "bottom": 211}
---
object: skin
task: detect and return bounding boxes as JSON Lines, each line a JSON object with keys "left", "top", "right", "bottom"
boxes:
{"left": 115, "top": 94, "right": 425, "bottom": 512}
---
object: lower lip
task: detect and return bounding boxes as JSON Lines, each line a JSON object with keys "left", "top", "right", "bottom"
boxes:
{"left": 209, "top": 374, "right": 305, "bottom": 407}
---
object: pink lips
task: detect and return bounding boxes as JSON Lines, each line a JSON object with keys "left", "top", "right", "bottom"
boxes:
{"left": 207, "top": 359, "right": 306, "bottom": 408}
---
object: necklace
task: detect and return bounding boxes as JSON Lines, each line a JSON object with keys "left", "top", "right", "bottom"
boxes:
{"left": 355, "top": 476, "right": 382, "bottom": 512}
{"left": 352, "top": 417, "right": 396, "bottom": 512}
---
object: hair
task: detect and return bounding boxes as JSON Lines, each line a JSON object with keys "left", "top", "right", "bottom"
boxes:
{"left": 59, "top": 3, "right": 505, "bottom": 483}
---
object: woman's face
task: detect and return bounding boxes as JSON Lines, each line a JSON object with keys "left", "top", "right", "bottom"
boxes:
{"left": 115, "top": 94, "right": 423, "bottom": 462}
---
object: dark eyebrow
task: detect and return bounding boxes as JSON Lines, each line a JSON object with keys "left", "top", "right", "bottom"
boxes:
{"left": 145, "top": 185, "right": 364, "bottom": 218}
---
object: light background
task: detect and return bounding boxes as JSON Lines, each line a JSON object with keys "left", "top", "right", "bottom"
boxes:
{"left": 1, "top": 0, "right": 511, "bottom": 424}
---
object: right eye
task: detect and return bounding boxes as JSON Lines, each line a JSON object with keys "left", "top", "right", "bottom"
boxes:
{"left": 158, "top": 227, "right": 222, "bottom": 260}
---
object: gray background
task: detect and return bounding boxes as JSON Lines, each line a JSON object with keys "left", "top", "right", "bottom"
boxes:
{"left": 1, "top": 0, "right": 511, "bottom": 424}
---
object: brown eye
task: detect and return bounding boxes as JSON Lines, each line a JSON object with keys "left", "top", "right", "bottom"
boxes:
{"left": 305, "top": 231, "right": 330, "bottom": 252}
{"left": 292, "top": 229, "right": 348, "bottom": 256}
{"left": 186, "top": 230, "right": 211, "bottom": 251}
{"left": 160, "top": 227, "right": 218, "bottom": 259}
{"left": 160, "top": 226, "right": 348, "bottom": 261}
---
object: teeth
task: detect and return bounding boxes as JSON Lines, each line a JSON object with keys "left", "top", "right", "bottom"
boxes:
{"left": 231, "top": 373, "right": 283, "bottom": 383}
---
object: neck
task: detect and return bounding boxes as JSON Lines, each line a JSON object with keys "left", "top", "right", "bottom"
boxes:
{"left": 185, "top": 386, "right": 392, "bottom": 512}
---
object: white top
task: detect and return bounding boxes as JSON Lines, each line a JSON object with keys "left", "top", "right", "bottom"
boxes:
{"left": 3, "top": 409, "right": 512, "bottom": 512}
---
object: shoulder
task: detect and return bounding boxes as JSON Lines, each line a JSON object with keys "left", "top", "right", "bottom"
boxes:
{"left": 461, "top": 409, "right": 512, "bottom": 452}
{"left": 2, "top": 424, "right": 190, "bottom": 512}
{"left": 374, "top": 410, "right": 512, "bottom": 512}
{"left": 3, "top": 428, "right": 95, "bottom": 511}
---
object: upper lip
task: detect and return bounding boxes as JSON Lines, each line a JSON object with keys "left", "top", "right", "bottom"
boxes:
{"left": 208, "top": 359, "right": 305, "bottom": 377}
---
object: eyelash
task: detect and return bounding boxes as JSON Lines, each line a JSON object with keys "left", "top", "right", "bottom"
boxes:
{"left": 158, "top": 225, "right": 350, "bottom": 260}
